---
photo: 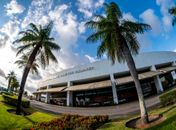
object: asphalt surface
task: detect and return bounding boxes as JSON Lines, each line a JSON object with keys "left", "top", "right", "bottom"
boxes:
{"left": 31, "top": 95, "right": 160, "bottom": 119}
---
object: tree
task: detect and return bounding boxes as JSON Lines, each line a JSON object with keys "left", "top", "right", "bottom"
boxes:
{"left": 14, "top": 22, "right": 60, "bottom": 114}
{"left": 169, "top": 7, "right": 176, "bottom": 26}
{"left": 85, "top": 2, "right": 151, "bottom": 124}
{"left": 24, "top": 91, "right": 28, "bottom": 97}
{"left": 6, "top": 71, "right": 16, "bottom": 92}
{"left": 10, "top": 77, "right": 19, "bottom": 92}
{"left": 15, "top": 54, "right": 39, "bottom": 75}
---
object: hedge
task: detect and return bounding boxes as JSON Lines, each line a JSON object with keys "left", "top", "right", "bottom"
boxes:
{"left": 2, "top": 94, "right": 30, "bottom": 108}
{"left": 30, "top": 114, "right": 109, "bottom": 130}
{"left": 159, "top": 89, "right": 176, "bottom": 107}
{"left": 2, "top": 91, "right": 14, "bottom": 96}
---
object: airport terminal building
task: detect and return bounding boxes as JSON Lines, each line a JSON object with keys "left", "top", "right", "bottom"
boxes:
{"left": 33, "top": 51, "right": 176, "bottom": 107}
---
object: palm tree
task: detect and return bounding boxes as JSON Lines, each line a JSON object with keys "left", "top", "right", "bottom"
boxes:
{"left": 169, "top": 7, "right": 176, "bottom": 25}
{"left": 85, "top": 2, "right": 151, "bottom": 124}
{"left": 15, "top": 54, "right": 39, "bottom": 75}
{"left": 10, "top": 77, "right": 19, "bottom": 92}
{"left": 14, "top": 22, "right": 60, "bottom": 114}
{"left": 6, "top": 71, "right": 16, "bottom": 92}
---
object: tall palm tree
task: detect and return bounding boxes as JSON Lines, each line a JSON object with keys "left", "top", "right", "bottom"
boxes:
{"left": 169, "top": 7, "right": 176, "bottom": 26}
{"left": 85, "top": 2, "right": 151, "bottom": 124}
{"left": 6, "top": 71, "right": 16, "bottom": 92}
{"left": 15, "top": 54, "right": 39, "bottom": 75}
{"left": 14, "top": 22, "right": 60, "bottom": 114}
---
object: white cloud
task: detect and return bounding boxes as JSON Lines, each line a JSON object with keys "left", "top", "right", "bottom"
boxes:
{"left": 77, "top": 0, "right": 104, "bottom": 18}
{"left": 0, "top": 19, "right": 20, "bottom": 41}
{"left": 85, "top": 55, "right": 97, "bottom": 63}
{"left": 123, "top": 12, "right": 137, "bottom": 21}
{"left": 16, "top": 0, "right": 95, "bottom": 92}
{"left": 95, "top": 0, "right": 104, "bottom": 8}
{"left": 49, "top": 4, "right": 78, "bottom": 49}
{"left": 21, "top": 0, "right": 52, "bottom": 28}
{"left": 0, "top": 0, "right": 106, "bottom": 93}
{"left": 156, "top": 0, "right": 174, "bottom": 31}
{"left": 0, "top": 35, "right": 8, "bottom": 47}
{"left": 78, "top": 21, "right": 86, "bottom": 34}
{"left": 140, "top": 9, "right": 161, "bottom": 35}
{"left": 4, "top": 0, "right": 25, "bottom": 16}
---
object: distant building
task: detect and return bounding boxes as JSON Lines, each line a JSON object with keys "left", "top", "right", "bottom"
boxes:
{"left": 33, "top": 51, "right": 176, "bottom": 107}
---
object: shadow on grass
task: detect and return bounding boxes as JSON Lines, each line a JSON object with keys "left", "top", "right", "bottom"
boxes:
{"left": 146, "top": 105, "right": 176, "bottom": 130}
{"left": 146, "top": 114, "right": 176, "bottom": 130}
{"left": 23, "top": 116, "right": 36, "bottom": 124}
{"left": 2, "top": 101, "right": 38, "bottom": 114}
{"left": 160, "top": 105, "right": 176, "bottom": 115}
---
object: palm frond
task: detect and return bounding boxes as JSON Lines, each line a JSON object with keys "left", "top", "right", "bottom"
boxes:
{"left": 43, "top": 46, "right": 58, "bottom": 64}
{"left": 29, "top": 23, "right": 40, "bottom": 34}
{"left": 86, "top": 30, "right": 109, "bottom": 43}
{"left": 16, "top": 44, "right": 33, "bottom": 56}
{"left": 104, "top": 2, "right": 122, "bottom": 19}
{"left": 169, "top": 7, "right": 176, "bottom": 26}
{"left": 39, "top": 51, "right": 47, "bottom": 69}
{"left": 45, "top": 41, "right": 60, "bottom": 50}
{"left": 121, "top": 20, "right": 151, "bottom": 34}
{"left": 169, "top": 7, "right": 176, "bottom": 16}
{"left": 124, "top": 32, "right": 140, "bottom": 55}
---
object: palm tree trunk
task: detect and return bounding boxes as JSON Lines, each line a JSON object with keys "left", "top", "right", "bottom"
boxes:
{"left": 122, "top": 43, "right": 149, "bottom": 124}
{"left": 7, "top": 79, "right": 11, "bottom": 92}
{"left": 16, "top": 45, "right": 41, "bottom": 115}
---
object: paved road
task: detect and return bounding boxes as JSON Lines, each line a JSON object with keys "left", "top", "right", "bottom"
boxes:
{"left": 31, "top": 95, "right": 160, "bottom": 119}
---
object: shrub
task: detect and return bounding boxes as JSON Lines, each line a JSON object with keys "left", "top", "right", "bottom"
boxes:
{"left": 29, "top": 96, "right": 33, "bottom": 100}
{"left": 2, "top": 94, "right": 30, "bottom": 108}
{"left": 30, "top": 114, "right": 109, "bottom": 130}
{"left": 2, "top": 91, "right": 14, "bottom": 96}
{"left": 159, "top": 89, "right": 176, "bottom": 107}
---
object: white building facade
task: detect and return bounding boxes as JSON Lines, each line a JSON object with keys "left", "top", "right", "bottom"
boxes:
{"left": 34, "top": 51, "right": 176, "bottom": 107}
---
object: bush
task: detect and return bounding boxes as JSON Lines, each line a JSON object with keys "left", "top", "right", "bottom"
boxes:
{"left": 30, "top": 114, "right": 109, "bottom": 130}
{"left": 2, "top": 91, "right": 14, "bottom": 96}
{"left": 29, "top": 96, "right": 33, "bottom": 100}
{"left": 2, "top": 94, "right": 30, "bottom": 108}
{"left": 159, "top": 89, "right": 176, "bottom": 107}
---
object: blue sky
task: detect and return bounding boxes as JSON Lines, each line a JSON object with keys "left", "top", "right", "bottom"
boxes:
{"left": 0, "top": 0, "right": 176, "bottom": 93}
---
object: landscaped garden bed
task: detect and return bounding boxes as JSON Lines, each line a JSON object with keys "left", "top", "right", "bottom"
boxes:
{"left": 30, "top": 114, "right": 109, "bottom": 130}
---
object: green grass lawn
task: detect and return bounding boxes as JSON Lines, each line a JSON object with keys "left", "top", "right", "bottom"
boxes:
{"left": 98, "top": 104, "right": 176, "bottom": 130}
{"left": 0, "top": 95, "right": 57, "bottom": 130}
{"left": 1, "top": 94, "right": 176, "bottom": 130}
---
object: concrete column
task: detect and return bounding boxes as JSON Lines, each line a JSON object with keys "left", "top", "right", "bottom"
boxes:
{"left": 45, "top": 85, "right": 51, "bottom": 103}
{"left": 151, "top": 65, "right": 164, "bottom": 93}
{"left": 172, "top": 61, "right": 176, "bottom": 66}
{"left": 66, "top": 81, "right": 73, "bottom": 106}
{"left": 36, "top": 94, "right": 38, "bottom": 100}
{"left": 37, "top": 93, "right": 41, "bottom": 101}
{"left": 110, "top": 74, "right": 119, "bottom": 104}
{"left": 171, "top": 61, "right": 176, "bottom": 81}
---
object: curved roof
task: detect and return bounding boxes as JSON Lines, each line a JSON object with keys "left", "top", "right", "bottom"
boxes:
{"left": 38, "top": 51, "right": 176, "bottom": 87}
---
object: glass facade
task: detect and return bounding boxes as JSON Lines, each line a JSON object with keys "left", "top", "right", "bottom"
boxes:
{"left": 50, "top": 92, "right": 67, "bottom": 106}
{"left": 160, "top": 71, "right": 175, "bottom": 90}
{"left": 117, "top": 78, "right": 157, "bottom": 103}
{"left": 73, "top": 87, "right": 113, "bottom": 107}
